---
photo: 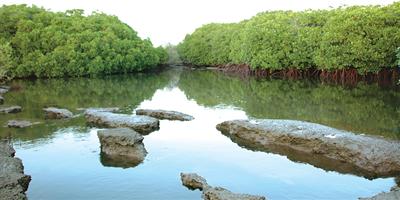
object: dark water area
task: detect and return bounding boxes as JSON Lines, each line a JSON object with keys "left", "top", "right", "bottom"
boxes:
{"left": 0, "top": 67, "right": 399, "bottom": 200}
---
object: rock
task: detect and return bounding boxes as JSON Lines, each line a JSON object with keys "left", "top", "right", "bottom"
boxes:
{"left": 0, "top": 141, "right": 15, "bottom": 157}
{"left": 97, "top": 128, "right": 147, "bottom": 166}
{"left": 0, "top": 141, "right": 31, "bottom": 200}
{"left": 0, "top": 87, "right": 9, "bottom": 94}
{"left": 0, "top": 106, "right": 22, "bottom": 114}
{"left": 77, "top": 107, "right": 120, "bottom": 112}
{"left": 136, "top": 109, "right": 194, "bottom": 121}
{"left": 85, "top": 110, "right": 159, "bottom": 134}
{"left": 359, "top": 186, "right": 400, "bottom": 200}
{"left": 7, "top": 120, "right": 40, "bottom": 128}
{"left": 203, "top": 187, "right": 266, "bottom": 200}
{"left": 180, "top": 173, "right": 266, "bottom": 200}
{"left": 0, "top": 96, "right": 4, "bottom": 104}
{"left": 217, "top": 120, "right": 400, "bottom": 178}
{"left": 181, "top": 173, "right": 209, "bottom": 190}
{"left": 43, "top": 107, "right": 73, "bottom": 119}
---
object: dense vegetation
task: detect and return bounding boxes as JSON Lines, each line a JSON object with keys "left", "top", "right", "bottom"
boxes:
{"left": 178, "top": 3, "right": 400, "bottom": 74}
{"left": 0, "top": 4, "right": 168, "bottom": 79}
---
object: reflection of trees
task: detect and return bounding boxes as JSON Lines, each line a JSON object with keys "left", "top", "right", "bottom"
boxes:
{"left": 178, "top": 70, "right": 400, "bottom": 139}
{"left": 0, "top": 72, "right": 170, "bottom": 142}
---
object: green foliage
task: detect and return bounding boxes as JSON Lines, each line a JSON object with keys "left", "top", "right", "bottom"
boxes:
{"left": 0, "top": 4, "right": 168, "bottom": 78}
{"left": 178, "top": 2, "right": 400, "bottom": 73}
{"left": 0, "top": 39, "right": 14, "bottom": 80}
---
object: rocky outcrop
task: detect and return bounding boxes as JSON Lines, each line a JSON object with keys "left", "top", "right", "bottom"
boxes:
{"left": 359, "top": 186, "right": 400, "bottom": 200}
{"left": 136, "top": 109, "right": 194, "bottom": 121}
{"left": 0, "top": 106, "right": 22, "bottom": 114}
{"left": 97, "top": 128, "right": 147, "bottom": 167}
{"left": 43, "top": 107, "right": 73, "bottom": 119}
{"left": 0, "top": 141, "right": 31, "bottom": 200}
{"left": 180, "top": 173, "right": 266, "bottom": 200}
{"left": 85, "top": 109, "right": 159, "bottom": 134}
{"left": 7, "top": 120, "right": 40, "bottom": 128}
{"left": 217, "top": 120, "right": 400, "bottom": 178}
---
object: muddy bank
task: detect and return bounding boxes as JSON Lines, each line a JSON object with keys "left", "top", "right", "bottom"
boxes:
{"left": 217, "top": 119, "right": 400, "bottom": 178}
{"left": 136, "top": 109, "right": 194, "bottom": 121}
{"left": 180, "top": 173, "right": 266, "bottom": 200}
{"left": 0, "top": 141, "right": 31, "bottom": 200}
{"left": 85, "top": 109, "right": 159, "bottom": 134}
{"left": 215, "top": 64, "right": 400, "bottom": 87}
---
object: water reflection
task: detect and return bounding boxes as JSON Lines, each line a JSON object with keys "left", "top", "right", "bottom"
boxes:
{"left": 3, "top": 67, "right": 398, "bottom": 199}
{"left": 178, "top": 69, "right": 400, "bottom": 139}
{"left": 100, "top": 152, "right": 144, "bottom": 169}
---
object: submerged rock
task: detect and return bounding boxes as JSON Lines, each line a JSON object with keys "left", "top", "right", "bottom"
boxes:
{"left": 43, "top": 107, "right": 73, "bottom": 119}
{"left": 359, "top": 186, "right": 400, "bottom": 200}
{"left": 217, "top": 120, "right": 400, "bottom": 178}
{"left": 7, "top": 120, "right": 40, "bottom": 128}
{"left": 0, "top": 141, "right": 31, "bottom": 200}
{"left": 180, "top": 173, "right": 266, "bottom": 200}
{"left": 136, "top": 109, "right": 194, "bottom": 121}
{"left": 85, "top": 110, "right": 159, "bottom": 134}
{"left": 77, "top": 107, "right": 120, "bottom": 112}
{"left": 0, "top": 106, "right": 22, "bottom": 114}
{"left": 97, "top": 128, "right": 147, "bottom": 166}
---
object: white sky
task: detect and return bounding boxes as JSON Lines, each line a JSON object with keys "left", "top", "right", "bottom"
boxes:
{"left": 0, "top": 0, "right": 397, "bottom": 46}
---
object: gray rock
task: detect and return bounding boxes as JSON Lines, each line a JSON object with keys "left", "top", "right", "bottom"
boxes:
{"left": 7, "top": 120, "right": 40, "bottom": 128}
{"left": 77, "top": 107, "right": 120, "bottom": 112}
{"left": 217, "top": 120, "right": 400, "bottom": 178}
{"left": 136, "top": 109, "right": 194, "bottom": 121}
{"left": 0, "top": 106, "right": 22, "bottom": 114}
{"left": 0, "top": 142, "right": 31, "bottom": 200}
{"left": 181, "top": 173, "right": 210, "bottom": 190}
{"left": 0, "top": 87, "right": 9, "bottom": 94}
{"left": 97, "top": 128, "right": 147, "bottom": 165}
{"left": 359, "top": 186, "right": 400, "bottom": 200}
{"left": 85, "top": 110, "right": 159, "bottom": 134}
{"left": 0, "top": 96, "right": 4, "bottom": 105}
{"left": 43, "top": 107, "right": 73, "bottom": 119}
{"left": 0, "top": 141, "right": 15, "bottom": 157}
{"left": 203, "top": 187, "right": 266, "bottom": 200}
{"left": 180, "top": 173, "right": 266, "bottom": 200}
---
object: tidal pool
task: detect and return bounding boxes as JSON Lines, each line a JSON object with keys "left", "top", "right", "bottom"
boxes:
{"left": 0, "top": 67, "right": 399, "bottom": 200}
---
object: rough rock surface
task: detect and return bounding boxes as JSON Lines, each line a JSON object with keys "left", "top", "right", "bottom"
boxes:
{"left": 43, "top": 107, "right": 73, "bottom": 119}
{"left": 97, "top": 128, "right": 147, "bottom": 166}
{"left": 77, "top": 107, "right": 120, "bottom": 112}
{"left": 86, "top": 110, "right": 159, "bottom": 134}
{"left": 0, "top": 141, "right": 31, "bottom": 200}
{"left": 7, "top": 120, "right": 40, "bottom": 128}
{"left": 0, "top": 106, "right": 22, "bottom": 114}
{"left": 359, "top": 186, "right": 400, "bottom": 200}
{"left": 217, "top": 120, "right": 400, "bottom": 178}
{"left": 136, "top": 109, "right": 194, "bottom": 121}
{"left": 180, "top": 173, "right": 266, "bottom": 200}
{"left": 181, "top": 173, "right": 209, "bottom": 190}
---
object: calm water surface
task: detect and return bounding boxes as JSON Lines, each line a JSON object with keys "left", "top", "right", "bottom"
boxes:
{"left": 1, "top": 67, "right": 399, "bottom": 200}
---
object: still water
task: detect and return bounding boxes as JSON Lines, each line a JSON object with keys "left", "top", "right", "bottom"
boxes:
{"left": 1, "top": 67, "right": 399, "bottom": 200}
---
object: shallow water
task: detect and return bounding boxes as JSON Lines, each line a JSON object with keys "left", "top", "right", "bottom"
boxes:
{"left": 1, "top": 67, "right": 399, "bottom": 200}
